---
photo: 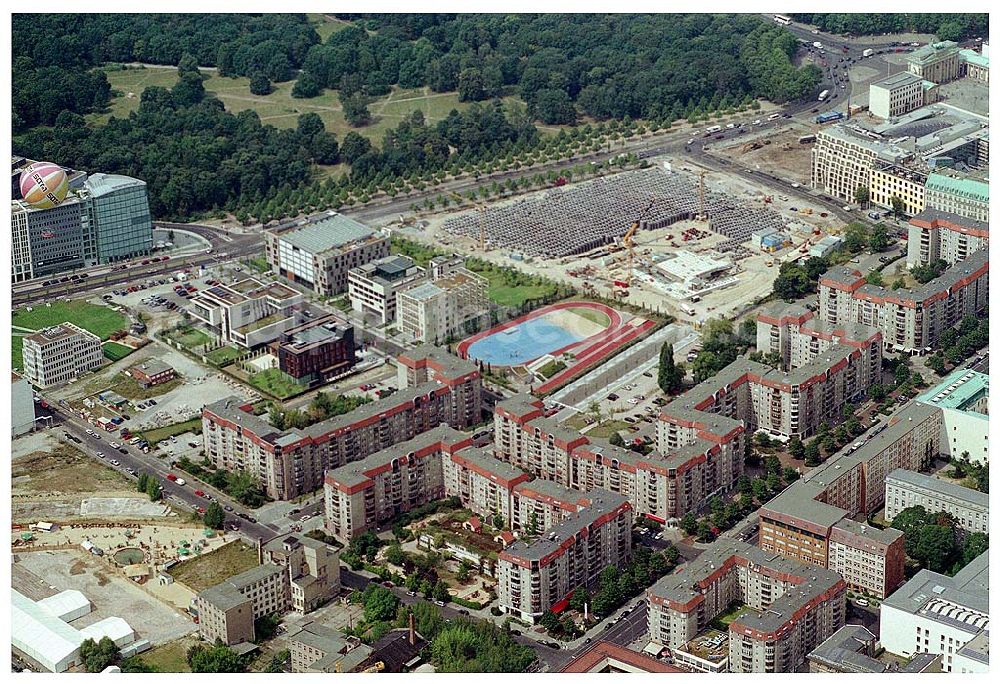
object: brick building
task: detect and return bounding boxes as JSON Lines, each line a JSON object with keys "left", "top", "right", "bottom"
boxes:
{"left": 270, "top": 315, "right": 356, "bottom": 384}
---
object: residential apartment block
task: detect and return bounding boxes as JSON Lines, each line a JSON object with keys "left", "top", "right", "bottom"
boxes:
{"left": 818, "top": 250, "right": 988, "bottom": 354}
{"left": 880, "top": 551, "right": 988, "bottom": 673}
{"left": 187, "top": 277, "right": 304, "bottom": 349}
{"left": 348, "top": 254, "right": 427, "bottom": 325}
{"left": 202, "top": 348, "right": 482, "bottom": 500}
{"left": 323, "top": 426, "right": 472, "bottom": 541}
{"left": 646, "top": 539, "right": 847, "bottom": 673}
{"left": 270, "top": 315, "right": 356, "bottom": 385}
{"left": 924, "top": 171, "right": 989, "bottom": 222}
{"left": 443, "top": 446, "right": 532, "bottom": 526}
{"left": 397, "top": 344, "right": 484, "bottom": 429}
{"left": 265, "top": 213, "right": 390, "bottom": 296}
{"left": 22, "top": 322, "right": 105, "bottom": 388}
{"left": 509, "top": 479, "right": 596, "bottom": 533}
{"left": 868, "top": 71, "right": 926, "bottom": 119}
{"left": 906, "top": 209, "right": 988, "bottom": 267}
{"left": 885, "top": 469, "right": 988, "bottom": 536}
{"left": 916, "top": 367, "right": 988, "bottom": 463}
{"left": 397, "top": 267, "right": 489, "bottom": 345}
{"left": 497, "top": 490, "right": 632, "bottom": 623}
{"left": 493, "top": 394, "right": 737, "bottom": 522}
{"left": 758, "top": 402, "right": 942, "bottom": 598}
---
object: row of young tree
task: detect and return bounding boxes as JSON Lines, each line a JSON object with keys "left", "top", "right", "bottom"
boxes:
{"left": 791, "top": 13, "right": 987, "bottom": 41}
{"left": 293, "top": 14, "right": 820, "bottom": 124}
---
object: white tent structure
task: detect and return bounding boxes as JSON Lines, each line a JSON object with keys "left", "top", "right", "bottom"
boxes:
{"left": 38, "top": 589, "right": 92, "bottom": 622}
{"left": 11, "top": 589, "right": 136, "bottom": 672}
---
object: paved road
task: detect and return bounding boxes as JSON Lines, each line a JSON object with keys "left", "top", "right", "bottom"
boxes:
{"left": 39, "top": 399, "right": 277, "bottom": 542}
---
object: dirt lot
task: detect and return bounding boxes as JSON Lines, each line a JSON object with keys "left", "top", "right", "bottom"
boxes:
{"left": 715, "top": 122, "right": 818, "bottom": 186}
{"left": 13, "top": 441, "right": 132, "bottom": 496}
{"left": 15, "top": 550, "right": 196, "bottom": 645}
{"left": 168, "top": 540, "right": 260, "bottom": 593}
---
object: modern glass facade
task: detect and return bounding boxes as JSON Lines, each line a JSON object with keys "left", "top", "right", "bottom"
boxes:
{"left": 81, "top": 173, "right": 153, "bottom": 263}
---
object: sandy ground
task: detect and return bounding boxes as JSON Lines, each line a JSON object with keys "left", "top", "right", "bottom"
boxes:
{"left": 14, "top": 550, "right": 197, "bottom": 645}
{"left": 543, "top": 308, "right": 607, "bottom": 339}
{"left": 14, "top": 521, "right": 232, "bottom": 565}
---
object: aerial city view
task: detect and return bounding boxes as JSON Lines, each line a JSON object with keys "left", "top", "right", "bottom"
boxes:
{"left": 7, "top": 10, "right": 991, "bottom": 675}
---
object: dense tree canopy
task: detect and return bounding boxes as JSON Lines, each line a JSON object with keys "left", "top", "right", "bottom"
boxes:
{"left": 296, "top": 14, "right": 820, "bottom": 120}
{"left": 791, "top": 14, "right": 987, "bottom": 40}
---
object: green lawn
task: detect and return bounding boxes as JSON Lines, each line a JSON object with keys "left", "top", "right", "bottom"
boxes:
{"left": 586, "top": 420, "right": 630, "bottom": 439}
{"left": 536, "top": 359, "right": 567, "bottom": 379}
{"left": 567, "top": 305, "right": 612, "bottom": 328}
{"left": 487, "top": 284, "right": 556, "bottom": 308}
{"left": 249, "top": 368, "right": 303, "bottom": 399}
{"left": 170, "top": 326, "right": 214, "bottom": 350}
{"left": 12, "top": 336, "right": 25, "bottom": 371}
{"left": 92, "top": 65, "right": 529, "bottom": 144}
{"left": 170, "top": 540, "right": 259, "bottom": 593}
{"left": 138, "top": 418, "right": 202, "bottom": 445}
{"left": 204, "top": 345, "right": 242, "bottom": 367}
{"left": 308, "top": 13, "right": 354, "bottom": 42}
{"left": 13, "top": 300, "right": 127, "bottom": 339}
{"left": 135, "top": 634, "right": 200, "bottom": 673}
{"left": 102, "top": 341, "right": 135, "bottom": 362}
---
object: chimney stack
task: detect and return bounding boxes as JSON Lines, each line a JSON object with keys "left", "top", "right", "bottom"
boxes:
{"left": 409, "top": 613, "right": 416, "bottom": 646}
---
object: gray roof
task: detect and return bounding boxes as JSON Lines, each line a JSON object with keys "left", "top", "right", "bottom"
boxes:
{"left": 207, "top": 380, "right": 456, "bottom": 448}
{"left": 199, "top": 563, "right": 285, "bottom": 611}
{"left": 503, "top": 489, "right": 629, "bottom": 562}
{"left": 279, "top": 214, "right": 377, "bottom": 255}
{"left": 955, "top": 629, "right": 989, "bottom": 665}
{"left": 496, "top": 393, "right": 543, "bottom": 417}
{"left": 911, "top": 208, "right": 988, "bottom": 235}
{"left": 450, "top": 446, "right": 527, "bottom": 483}
{"left": 821, "top": 265, "right": 864, "bottom": 286}
{"left": 832, "top": 517, "right": 903, "bottom": 545}
{"left": 882, "top": 550, "right": 988, "bottom": 630}
{"left": 404, "top": 345, "right": 479, "bottom": 378}
{"left": 886, "top": 468, "right": 989, "bottom": 510}
{"left": 907, "top": 249, "right": 988, "bottom": 302}
{"left": 871, "top": 71, "right": 922, "bottom": 89}
{"left": 807, "top": 625, "right": 885, "bottom": 673}
{"left": 648, "top": 539, "right": 844, "bottom": 634}
{"left": 400, "top": 281, "right": 444, "bottom": 301}
{"left": 762, "top": 486, "right": 846, "bottom": 529}
{"left": 325, "top": 425, "right": 467, "bottom": 487}
{"left": 513, "top": 478, "right": 591, "bottom": 507}
{"left": 132, "top": 359, "right": 173, "bottom": 376}
{"left": 84, "top": 172, "right": 146, "bottom": 197}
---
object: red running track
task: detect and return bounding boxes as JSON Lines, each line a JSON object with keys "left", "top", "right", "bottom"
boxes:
{"left": 455, "top": 300, "right": 623, "bottom": 363}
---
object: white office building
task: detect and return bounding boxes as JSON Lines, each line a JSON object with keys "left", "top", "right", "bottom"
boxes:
{"left": 21, "top": 322, "right": 105, "bottom": 388}
{"left": 879, "top": 551, "right": 988, "bottom": 673}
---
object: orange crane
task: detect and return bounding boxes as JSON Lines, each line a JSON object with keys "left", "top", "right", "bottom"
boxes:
{"left": 622, "top": 199, "right": 657, "bottom": 287}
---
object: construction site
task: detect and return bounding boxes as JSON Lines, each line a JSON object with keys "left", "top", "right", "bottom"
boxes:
{"left": 396, "top": 163, "right": 842, "bottom": 322}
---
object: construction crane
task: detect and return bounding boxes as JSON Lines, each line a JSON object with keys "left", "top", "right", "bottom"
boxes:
{"left": 621, "top": 198, "right": 657, "bottom": 288}
{"left": 450, "top": 191, "right": 486, "bottom": 251}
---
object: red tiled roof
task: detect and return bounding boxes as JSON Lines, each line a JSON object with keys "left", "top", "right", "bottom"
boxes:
{"left": 559, "top": 642, "right": 683, "bottom": 673}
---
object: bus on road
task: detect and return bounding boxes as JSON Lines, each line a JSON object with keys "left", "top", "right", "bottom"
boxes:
{"left": 773, "top": 14, "right": 792, "bottom": 25}
{"left": 818, "top": 89, "right": 830, "bottom": 101}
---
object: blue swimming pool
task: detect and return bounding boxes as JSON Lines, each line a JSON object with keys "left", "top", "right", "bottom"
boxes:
{"left": 465, "top": 317, "right": 584, "bottom": 366}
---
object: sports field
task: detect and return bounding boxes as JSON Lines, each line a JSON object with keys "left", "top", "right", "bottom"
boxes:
{"left": 93, "top": 65, "right": 525, "bottom": 143}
